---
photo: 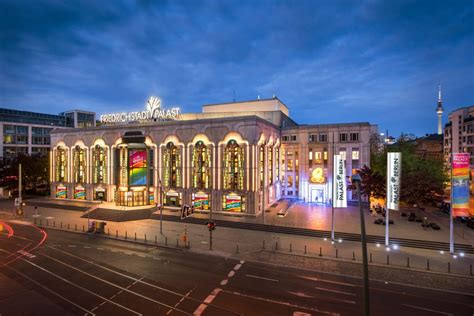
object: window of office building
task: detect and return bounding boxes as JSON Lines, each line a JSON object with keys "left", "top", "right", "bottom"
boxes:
{"left": 73, "top": 146, "right": 86, "bottom": 183}
{"left": 350, "top": 133, "right": 359, "bottom": 141}
{"left": 55, "top": 147, "right": 67, "bottom": 182}
{"left": 352, "top": 149, "right": 360, "bottom": 160}
{"left": 291, "top": 135, "right": 297, "bottom": 141}
{"left": 340, "top": 149, "right": 347, "bottom": 160}
{"left": 92, "top": 145, "right": 107, "bottom": 184}
{"left": 339, "top": 133, "right": 348, "bottom": 142}
{"left": 192, "top": 141, "right": 211, "bottom": 189}
{"left": 323, "top": 149, "right": 328, "bottom": 161}
{"left": 319, "top": 134, "right": 328, "bottom": 142}
{"left": 223, "top": 140, "right": 244, "bottom": 191}
{"left": 315, "top": 151, "right": 322, "bottom": 163}
{"left": 163, "top": 142, "right": 181, "bottom": 188}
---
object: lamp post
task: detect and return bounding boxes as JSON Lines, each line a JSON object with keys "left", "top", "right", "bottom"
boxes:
{"left": 352, "top": 173, "right": 370, "bottom": 316}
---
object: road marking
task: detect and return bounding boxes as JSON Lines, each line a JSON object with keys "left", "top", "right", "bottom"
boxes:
{"left": 245, "top": 274, "right": 279, "bottom": 282}
{"left": 137, "top": 254, "right": 146, "bottom": 258}
{"left": 166, "top": 286, "right": 195, "bottom": 315}
{"left": 124, "top": 252, "right": 133, "bottom": 255}
{"left": 288, "top": 291, "right": 313, "bottom": 298}
{"left": 314, "top": 286, "right": 355, "bottom": 296}
{"left": 228, "top": 270, "right": 235, "bottom": 278}
{"left": 18, "top": 250, "right": 36, "bottom": 259}
{"left": 193, "top": 288, "right": 221, "bottom": 316}
{"left": 299, "top": 276, "right": 356, "bottom": 287}
{"left": 293, "top": 312, "right": 311, "bottom": 316}
{"left": 67, "top": 245, "right": 76, "bottom": 247}
{"left": 233, "top": 263, "right": 242, "bottom": 271}
{"left": 153, "top": 257, "right": 160, "bottom": 260}
{"left": 97, "top": 248, "right": 104, "bottom": 250}
{"left": 403, "top": 304, "right": 454, "bottom": 315}
{"left": 220, "top": 279, "right": 228, "bottom": 286}
{"left": 83, "top": 246, "right": 91, "bottom": 249}
{"left": 223, "top": 290, "right": 335, "bottom": 315}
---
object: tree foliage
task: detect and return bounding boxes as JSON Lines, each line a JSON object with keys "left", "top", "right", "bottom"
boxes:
{"left": 0, "top": 154, "right": 49, "bottom": 193}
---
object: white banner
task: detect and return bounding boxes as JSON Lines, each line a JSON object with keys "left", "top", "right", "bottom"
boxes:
{"left": 332, "top": 154, "right": 347, "bottom": 208}
{"left": 387, "top": 152, "right": 402, "bottom": 210}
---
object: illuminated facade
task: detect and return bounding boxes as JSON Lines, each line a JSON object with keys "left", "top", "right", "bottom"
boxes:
{"left": 50, "top": 97, "right": 376, "bottom": 214}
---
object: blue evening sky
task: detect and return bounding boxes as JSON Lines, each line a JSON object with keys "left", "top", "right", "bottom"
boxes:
{"left": 0, "top": 0, "right": 473, "bottom": 136}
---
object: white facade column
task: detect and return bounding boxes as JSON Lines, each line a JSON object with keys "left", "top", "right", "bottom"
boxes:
{"left": 27, "top": 126, "right": 32, "bottom": 155}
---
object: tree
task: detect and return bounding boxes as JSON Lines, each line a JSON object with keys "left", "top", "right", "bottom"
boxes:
{"left": 0, "top": 154, "right": 49, "bottom": 194}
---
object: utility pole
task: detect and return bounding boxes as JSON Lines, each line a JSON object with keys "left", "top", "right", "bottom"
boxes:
{"left": 209, "top": 201, "right": 213, "bottom": 251}
{"left": 262, "top": 145, "right": 266, "bottom": 224}
{"left": 159, "top": 180, "right": 163, "bottom": 234}
{"left": 331, "top": 132, "right": 335, "bottom": 241}
{"left": 353, "top": 173, "right": 370, "bottom": 316}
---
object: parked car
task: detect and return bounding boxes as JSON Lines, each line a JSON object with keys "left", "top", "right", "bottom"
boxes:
{"left": 430, "top": 223, "right": 441, "bottom": 230}
{"left": 374, "top": 218, "right": 383, "bottom": 225}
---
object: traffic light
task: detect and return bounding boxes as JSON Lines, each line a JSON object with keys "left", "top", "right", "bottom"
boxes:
{"left": 207, "top": 221, "right": 216, "bottom": 231}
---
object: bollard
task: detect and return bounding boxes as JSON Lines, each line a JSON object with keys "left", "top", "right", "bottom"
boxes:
{"left": 352, "top": 251, "right": 355, "bottom": 261}
{"left": 176, "top": 238, "right": 179, "bottom": 248}
{"left": 236, "top": 244, "right": 239, "bottom": 254}
{"left": 75, "top": 224, "right": 77, "bottom": 231}
{"left": 370, "top": 253, "right": 372, "bottom": 263}
{"left": 82, "top": 224, "right": 85, "bottom": 232}
{"left": 60, "top": 222, "right": 62, "bottom": 228}
{"left": 336, "top": 248, "right": 338, "bottom": 258}
{"left": 407, "top": 257, "right": 410, "bottom": 268}
{"left": 290, "top": 243, "right": 292, "bottom": 252}
{"left": 448, "top": 262, "right": 450, "bottom": 273}
{"left": 107, "top": 228, "right": 110, "bottom": 236}
{"left": 188, "top": 241, "right": 190, "bottom": 249}
{"left": 427, "top": 259, "right": 430, "bottom": 270}
{"left": 304, "top": 245, "right": 307, "bottom": 254}
{"left": 165, "top": 236, "right": 168, "bottom": 246}
{"left": 155, "top": 235, "right": 157, "bottom": 245}
{"left": 470, "top": 264, "right": 472, "bottom": 276}
{"left": 387, "top": 255, "right": 389, "bottom": 265}
{"left": 52, "top": 220, "right": 54, "bottom": 227}
{"left": 319, "top": 247, "right": 322, "bottom": 257}
{"left": 134, "top": 232, "right": 137, "bottom": 241}
{"left": 263, "top": 240, "right": 266, "bottom": 249}
{"left": 116, "top": 230, "right": 118, "bottom": 238}
{"left": 145, "top": 234, "right": 147, "bottom": 243}
{"left": 67, "top": 223, "right": 70, "bottom": 230}
{"left": 275, "top": 241, "right": 278, "bottom": 251}
{"left": 125, "top": 231, "right": 128, "bottom": 240}
{"left": 47, "top": 220, "right": 49, "bottom": 226}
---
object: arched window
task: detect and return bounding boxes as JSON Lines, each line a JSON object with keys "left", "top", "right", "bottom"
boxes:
{"left": 73, "top": 145, "right": 86, "bottom": 183}
{"left": 268, "top": 146, "right": 273, "bottom": 184}
{"left": 92, "top": 145, "right": 107, "bottom": 184}
{"left": 223, "top": 140, "right": 244, "bottom": 191}
{"left": 55, "top": 146, "right": 67, "bottom": 182}
{"left": 192, "top": 141, "right": 211, "bottom": 189}
{"left": 163, "top": 142, "right": 181, "bottom": 188}
{"left": 259, "top": 145, "right": 265, "bottom": 188}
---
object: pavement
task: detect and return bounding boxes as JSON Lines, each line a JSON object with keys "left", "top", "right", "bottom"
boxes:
{"left": 1, "top": 220, "right": 473, "bottom": 315}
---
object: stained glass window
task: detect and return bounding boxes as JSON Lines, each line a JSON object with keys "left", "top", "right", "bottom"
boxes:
{"left": 223, "top": 140, "right": 244, "bottom": 191}
{"left": 92, "top": 145, "right": 107, "bottom": 184}
{"left": 55, "top": 146, "right": 67, "bottom": 182}
{"left": 119, "top": 146, "right": 128, "bottom": 186}
{"left": 73, "top": 146, "right": 86, "bottom": 183}
{"left": 192, "top": 141, "right": 211, "bottom": 189}
{"left": 163, "top": 142, "right": 181, "bottom": 188}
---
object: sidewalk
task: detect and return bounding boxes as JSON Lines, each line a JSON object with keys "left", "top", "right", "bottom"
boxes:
{"left": 6, "top": 204, "right": 474, "bottom": 283}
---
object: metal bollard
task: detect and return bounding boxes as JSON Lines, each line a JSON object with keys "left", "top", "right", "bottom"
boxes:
{"left": 82, "top": 224, "right": 85, "bottom": 232}
{"left": 144, "top": 234, "right": 147, "bottom": 243}
{"left": 304, "top": 245, "right": 307, "bottom": 254}
{"left": 155, "top": 235, "right": 157, "bottom": 244}
{"left": 370, "top": 253, "right": 372, "bottom": 263}
{"left": 448, "top": 262, "right": 450, "bottom": 273}
{"left": 134, "top": 232, "right": 137, "bottom": 241}
{"left": 290, "top": 243, "right": 292, "bottom": 252}
{"left": 165, "top": 236, "right": 168, "bottom": 246}
{"left": 75, "top": 224, "right": 77, "bottom": 231}
{"left": 67, "top": 223, "right": 70, "bottom": 230}
{"left": 236, "top": 244, "right": 239, "bottom": 254}
{"left": 387, "top": 255, "right": 389, "bottom": 265}
{"left": 188, "top": 241, "right": 190, "bottom": 249}
{"left": 176, "top": 238, "right": 179, "bottom": 248}
{"left": 407, "top": 257, "right": 410, "bottom": 268}
{"left": 427, "top": 259, "right": 430, "bottom": 270}
{"left": 125, "top": 231, "right": 128, "bottom": 240}
{"left": 263, "top": 240, "right": 266, "bottom": 250}
{"left": 60, "top": 222, "right": 62, "bottom": 228}
{"left": 116, "top": 230, "right": 118, "bottom": 238}
{"left": 275, "top": 241, "right": 278, "bottom": 251}
{"left": 107, "top": 228, "right": 110, "bottom": 236}
{"left": 319, "top": 247, "right": 322, "bottom": 257}
{"left": 336, "top": 248, "right": 338, "bottom": 258}
{"left": 470, "top": 264, "right": 472, "bottom": 276}
{"left": 352, "top": 251, "right": 355, "bottom": 261}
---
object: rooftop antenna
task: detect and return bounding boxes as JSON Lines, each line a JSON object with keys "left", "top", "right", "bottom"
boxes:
{"left": 272, "top": 93, "right": 276, "bottom": 98}
{"left": 257, "top": 95, "right": 260, "bottom": 100}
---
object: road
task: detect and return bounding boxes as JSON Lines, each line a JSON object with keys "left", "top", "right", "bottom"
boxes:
{"left": 0, "top": 221, "right": 473, "bottom": 315}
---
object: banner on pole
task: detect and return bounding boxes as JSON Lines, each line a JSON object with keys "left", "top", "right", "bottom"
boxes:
{"left": 387, "top": 152, "right": 402, "bottom": 210}
{"left": 452, "top": 153, "right": 470, "bottom": 217}
{"left": 333, "top": 154, "right": 347, "bottom": 208}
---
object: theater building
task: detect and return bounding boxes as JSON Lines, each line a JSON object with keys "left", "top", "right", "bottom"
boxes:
{"left": 49, "top": 97, "right": 376, "bottom": 214}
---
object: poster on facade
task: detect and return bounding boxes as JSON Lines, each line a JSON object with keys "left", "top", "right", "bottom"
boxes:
{"left": 386, "top": 152, "right": 402, "bottom": 210}
{"left": 451, "top": 153, "right": 470, "bottom": 217}
{"left": 332, "top": 155, "right": 347, "bottom": 208}
{"left": 129, "top": 149, "right": 147, "bottom": 186}
{"left": 56, "top": 185, "right": 67, "bottom": 199}
{"left": 74, "top": 187, "right": 86, "bottom": 200}
{"left": 193, "top": 193, "right": 210, "bottom": 210}
{"left": 225, "top": 195, "right": 242, "bottom": 212}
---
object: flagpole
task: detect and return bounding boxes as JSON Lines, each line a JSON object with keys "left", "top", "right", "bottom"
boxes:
{"left": 331, "top": 132, "right": 335, "bottom": 241}
{"left": 385, "top": 155, "right": 390, "bottom": 247}
{"left": 449, "top": 153, "right": 454, "bottom": 254}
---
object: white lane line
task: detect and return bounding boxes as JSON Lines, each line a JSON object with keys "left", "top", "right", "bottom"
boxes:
{"left": 299, "top": 276, "right": 355, "bottom": 287}
{"left": 245, "top": 274, "right": 279, "bottom": 282}
{"left": 67, "top": 245, "right": 76, "bottom": 247}
{"left": 228, "top": 270, "right": 235, "bottom": 278}
{"left": 403, "top": 304, "right": 454, "bottom": 316}
{"left": 124, "top": 252, "right": 133, "bottom": 255}
{"left": 84, "top": 246, "right": 91, "bottom": 249}
{"left": 314, "top": 286, "right": 355, "bottom": 296}
{"left": 293, "top": 312, "right": 311, "bottom": 316}
{"left": 233, "top": 263, "right": 242, "bottom": 271}
{"left": 223, "top": 290, "right": 335, "bottom": 315}
{"left": 288, "top": 291, "right": 313, "bottom": 298}
{"left": 38, "top": 252, "right": 185, "bottom": 314}
{"left": 5, "top": 265, "right": 96, "bottom": 316}
{"left": 166, "top": 286, "right": 195, "bottom": 315}
{"left": 288, "top": 291, "right": 356, "bottom": 305}
{"left": 153, "top": 257, "right": 160, "bottom": 260}
{"left": 193, "top": 288, "right": 221, "bottom": 316}
{"left": 220, "top": 279, "right": 228, "bottom": 286}
{"left": 137, "top": 254, "right": 146, "bottom": 258}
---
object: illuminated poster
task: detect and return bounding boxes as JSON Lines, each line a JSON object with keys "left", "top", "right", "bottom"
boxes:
{"left": 149, "top": 189, "right": 154, "bottom": 204}
{"left": 332, "top": 155, "right": 347, "bottom": 208}
{"left": 56, "top": 185, "right": 67, "bottom": 199}
{"left": 129, "top": 150, "right": 147, "bottom": 186}
{"left": 452, "top": 153, "right": 470, "bottom": 217}
{"left": 193, "top": 193, "right": 209, "bottom": 210}
{"left": 74, "top": 187, "right": 86, "bottom": 200}
{"left": 225, "top": 195, "right": 241, "bottom": 212}
{"left": 387, "top": 152, "right": 402, "bottom": 210}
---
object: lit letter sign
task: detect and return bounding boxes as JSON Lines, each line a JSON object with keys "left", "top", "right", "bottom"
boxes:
{"left": 100, "top": 96, "right": 181, "bottom": 124}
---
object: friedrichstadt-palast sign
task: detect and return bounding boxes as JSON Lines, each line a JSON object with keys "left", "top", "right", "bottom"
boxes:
{"left": 100, "top": 96, "right": 181, "bottom": 124}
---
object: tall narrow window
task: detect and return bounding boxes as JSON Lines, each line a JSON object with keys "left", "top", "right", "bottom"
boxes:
{"left": 268, "top": 146, "right": 273, "bottom": 185}
{"left": 223, "top": 140, "right": 244, "bottom": 191}
{"left": 92, "top": 145, "right": 107, "bottom": 184}
{"left": 55, "top": 146, "right": 67, "bottom": 182}
{"left": 73, "top": 146, "right": 86, "bottom": 183}
{"left": 118, "top": 146, "right": 128, "bottom": 186}
{"left": 259, "top": 145, "right": 265, "bottom": 189}
{"left": 192, "top": 141, "right": 211, "bottom": 189}
{"left": 275, "top": 146, "right": 280, "bottom": 180}
{"left": 163, "top": 142, "right": 181, "bottom": 188}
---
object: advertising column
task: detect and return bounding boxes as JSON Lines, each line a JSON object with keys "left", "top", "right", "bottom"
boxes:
{"left": 386, "top": 152, "right": 401, "bottom": 247}
{"left": 450, "top": 153, "right": 470, "bottom": 253}
{"left": 331, "top": 154, "right": 347, "bottom": 241}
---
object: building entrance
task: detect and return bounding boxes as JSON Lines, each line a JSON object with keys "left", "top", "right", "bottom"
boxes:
{"left": 310, "top": 187, "right": 325, "bottom": 203}
{"left": 117, "top": 190, "right": 147, "bottom": 207}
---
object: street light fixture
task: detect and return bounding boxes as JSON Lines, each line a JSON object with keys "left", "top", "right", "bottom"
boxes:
{"left": 351, "top": 173, "right": 370, "bottom": 316}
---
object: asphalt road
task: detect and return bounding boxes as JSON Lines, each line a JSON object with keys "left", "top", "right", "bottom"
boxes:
{"left": 0, "top": 221, "right": 473, "bottom": 316}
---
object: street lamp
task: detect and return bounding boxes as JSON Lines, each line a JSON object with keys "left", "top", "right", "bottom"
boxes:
{"left": 351, "top": 173, "right": 370, "bottom": 316}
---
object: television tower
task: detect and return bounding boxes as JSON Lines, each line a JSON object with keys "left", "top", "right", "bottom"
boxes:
{"left": 436, "top": 85, "right": 444, "bottom": 135}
